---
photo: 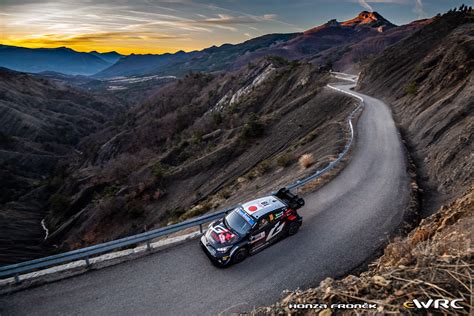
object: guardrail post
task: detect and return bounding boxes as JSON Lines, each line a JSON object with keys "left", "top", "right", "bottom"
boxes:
{"left": 85, "top": 256, "right": 91, "bottom": 268}
{"left": 14, "top": 273, "right": 20, "bottom": 284}
{"left": 146, "top": 241, "right": 151, "bottom": 251}
{"left": 199, "top": 224, "right": 203, "bottom": 234}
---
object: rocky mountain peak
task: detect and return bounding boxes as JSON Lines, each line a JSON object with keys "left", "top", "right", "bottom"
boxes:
{"left": 341, "top": 11, "right": 396, "bottom": 29}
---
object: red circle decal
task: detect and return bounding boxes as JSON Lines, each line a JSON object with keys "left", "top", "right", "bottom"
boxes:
{"left": 248, "top": 205, "right": 258, "bottom": 212}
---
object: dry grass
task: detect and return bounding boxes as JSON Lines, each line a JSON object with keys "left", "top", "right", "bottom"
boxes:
{"left": 299, "top": 153, "right": 315, "bottom": 169}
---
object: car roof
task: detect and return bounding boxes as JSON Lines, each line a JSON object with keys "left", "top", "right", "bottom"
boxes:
{"left": 241, "top": 195, "right": 286, "bottom": 219}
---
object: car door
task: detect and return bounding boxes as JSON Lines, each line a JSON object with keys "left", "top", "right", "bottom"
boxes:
{"left": 248, "top": 215, "right": 273, "bottom": 253}
{"left": 265, "top": 207, "right": 287, "bottom": 243}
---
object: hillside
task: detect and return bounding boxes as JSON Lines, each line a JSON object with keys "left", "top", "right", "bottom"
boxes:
{"left": 94, "top": 33, "right": 296, "bottom": 77}
{"left": 256, "top": 8, "right": 473, "bottom": 314}
{"left": 0, "top": 45, "right": 122, "bottom": 75}
{"left": 96, "top": 12, "right": 426, "bottom": 78}
{"left": 0, "top": 68, "right": 118, "bottom": 264}
{"left": 357, "top": 9, "right": 473, "bottom": 214}
{"left": 42, "top": 58, "right": 357, "bottom": 253}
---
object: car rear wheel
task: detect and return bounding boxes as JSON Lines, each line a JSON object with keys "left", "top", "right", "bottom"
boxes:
{"left": 288, "top": 222, "right": 300, "bottom": 236}
{"left": 232, "top": 248, "right": 248, "bottom": 264}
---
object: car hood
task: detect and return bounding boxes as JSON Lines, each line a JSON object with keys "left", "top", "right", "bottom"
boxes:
{"left": 205, "top": 219, "right": 241, "bottom": 247}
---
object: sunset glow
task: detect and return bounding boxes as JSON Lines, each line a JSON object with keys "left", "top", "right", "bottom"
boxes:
{"left": 0, "top": 0, "right": 465, "bottom": 54}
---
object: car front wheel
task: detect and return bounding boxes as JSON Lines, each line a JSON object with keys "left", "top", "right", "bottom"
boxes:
{"left": 232, "top": 248, "right": 248, "bottom": 264}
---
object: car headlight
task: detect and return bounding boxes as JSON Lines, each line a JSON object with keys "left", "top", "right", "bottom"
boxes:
{"left": 217, "top": 246, "right": 231, "bottom": 253}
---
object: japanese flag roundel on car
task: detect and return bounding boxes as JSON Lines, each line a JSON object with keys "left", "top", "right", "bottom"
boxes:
{"left": 248, "top": 205, "right": 258, "bottom": 212}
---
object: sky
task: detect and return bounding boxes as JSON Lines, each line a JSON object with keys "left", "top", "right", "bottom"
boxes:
{"left": 0, "top": 0, "right": 470, "bottom": 55}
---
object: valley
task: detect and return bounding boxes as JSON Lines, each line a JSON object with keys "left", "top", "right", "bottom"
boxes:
{"left": 0, "top": 6, "right": 472, "bottom": 315}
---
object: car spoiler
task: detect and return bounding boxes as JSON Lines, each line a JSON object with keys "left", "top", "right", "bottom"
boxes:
{"left": 274, "top": 188, "right": 305, "bottom": 209}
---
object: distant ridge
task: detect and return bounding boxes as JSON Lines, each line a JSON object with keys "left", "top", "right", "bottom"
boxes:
{"left": 0, "top": 45, "right": 120, "bottom": 75}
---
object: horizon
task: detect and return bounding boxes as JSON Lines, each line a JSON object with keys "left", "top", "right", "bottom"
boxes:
{"left": 1, "top": 0, "right": 469, "bottom": 55}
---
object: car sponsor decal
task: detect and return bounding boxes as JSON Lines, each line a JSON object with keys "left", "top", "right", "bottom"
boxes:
{"left": 266, "top": 221, "right": 285, "bottom": 241}
{"left": 249, "top": 231, "right": 265, "bottom": 244}
{"left": 211, "top": 225, "right": 236, "bottom": 243}
{"left": 247, "top": 205, "right": 258, "bottom": 212}
{"left": 237, "top": 208, "right": 255, "bottom": 225}
{"left": 275, "top": 211, "right": 284, "bottom": 219}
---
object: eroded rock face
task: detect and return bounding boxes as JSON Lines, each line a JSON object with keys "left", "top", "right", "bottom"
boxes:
{"left": 357, "top": 11, "right": 474, "bottom": 213}
{"left": 41, "top": 59, "right": 355, "bottom": 253}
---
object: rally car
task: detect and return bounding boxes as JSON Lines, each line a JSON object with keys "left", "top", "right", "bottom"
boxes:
{"left": 200, "top": 188, "right": 304, "bottom": 267}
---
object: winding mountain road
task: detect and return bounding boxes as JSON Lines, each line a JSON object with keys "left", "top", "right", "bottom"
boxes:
{"left": 0, "top": 83, "right": 410, "bottom": 316}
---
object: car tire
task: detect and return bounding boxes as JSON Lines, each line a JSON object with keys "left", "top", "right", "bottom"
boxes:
{"left": 288, "top": 222, "right": 300, "bottom": 236}
{"left": 232, "top": 248, "right": 248, "bottom": 264}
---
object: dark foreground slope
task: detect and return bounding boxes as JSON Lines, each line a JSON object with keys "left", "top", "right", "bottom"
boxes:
{"left": 0, "top": 68, "right": 117, "bottom": 264}
{"left": 358, "top": 10, "right": 473, "bottom": 213}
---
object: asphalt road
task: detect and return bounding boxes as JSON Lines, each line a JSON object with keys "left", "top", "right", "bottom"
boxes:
{"left": 0, "top": 83, "right": 410, "bottom": 316}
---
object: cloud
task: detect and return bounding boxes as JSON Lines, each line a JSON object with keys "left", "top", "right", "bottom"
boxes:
{"left": 413, "top": 0, "right": 426, "bottom": 17}
{"left": 358, "top": 0, "right": 374, "bottom": 11}
{"left": 194, "top": 14, "right": 274, "bottom": 25}
{"left": 13, "top": 31, "right": 189, "bottom": 46}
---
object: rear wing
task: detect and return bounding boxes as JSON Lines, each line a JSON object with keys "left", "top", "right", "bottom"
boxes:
{"left": 274, "top": 188, "right": 305, "bottom": 210}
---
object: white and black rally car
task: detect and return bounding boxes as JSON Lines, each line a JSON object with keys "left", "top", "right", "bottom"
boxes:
{"left": 200, "top": 188, "right": 304, "bottom": 267}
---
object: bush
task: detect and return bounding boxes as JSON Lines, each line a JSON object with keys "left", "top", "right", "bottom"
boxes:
{"left": 405, "top": 82, "right": 418, "bottom": 95}
{"left": 277, "top": 153, "right": 293, "bottom": 168}
{"left": 255, "top": 159, "right": 271, "bottom": 175}
{"left": 299, "top": 153, "right": 315, "bottom": 169}
{"left": 0, "top": 132, "right": 13, "bottom": 146}
{"left": 219, "top": 188, "right": 232, "bottom": 199}
{"left": 266, "top": 55, "right": 289, "bottom": 66}
{"left": 103, "top": 185, "right": 120, "bottom": 197}
{"left": 212, "top": 112, "right": 223, "bottom": 126}
{"left": 241, "top": 113, "right": 265, "bottom": 139}
{"left": 50, "top": 193, "right": 70, "bottom": 213}
{"left": 152, "top": 162, "right": 168, "bottom": 185}
{"left": 128, "top": 206, "right": 145, "bottom": 219}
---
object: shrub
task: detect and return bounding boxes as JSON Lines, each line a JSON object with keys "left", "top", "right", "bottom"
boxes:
{"left": 405, "top": 82, "right": 418, "bottom": 95}
{"left": 192, "top": 131, "right": 203, "bottom": 144}
{"left": 103, "top": 185, "right": 120, "bottom": 197}
{"left": 152, "top": 162, "right": 168, "bottom": 185}
{"left": 299, "top": 153, "right": 315, "bottom": 169}
{"left": 255, "top": 159, "right": 271, "bottom": 175}
{"left": 266, "top": 55, "right": 289, "bottom": 66}
{"left": 50, "top": 193, "right": 70, "bottom": 213}
{"left": 277, "top": 153, "right": 293, "bottom": 168}
{"left": 219, "top": 188, "right": 232, "bottom": 199}
{"left": 0, "top": 132, "right": 13, "bottom": 146}
{"left": 212, "top": 112, "right": 223, "bottom": 126}
{"left": 128, "top": 206, "right": 145, "bottom": 219}
{"left": 241, "top": 113, "right": 265, "bottom": 139}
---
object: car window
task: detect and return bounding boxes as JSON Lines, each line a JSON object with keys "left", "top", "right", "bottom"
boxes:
{"left": 225, "top": 208, "right": 253, "bottom": 235}
{"left": 270, "top": 208, "right": 286, "bottom": 222}
{"left": 258, "top": 216, "right": 270, "bottom": 229}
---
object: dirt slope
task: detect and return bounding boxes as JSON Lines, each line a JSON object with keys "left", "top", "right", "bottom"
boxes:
{"left": 255, "top": 8, "right": 474, "bottom": 315}
{"left": 43, "top": 58, "right": 356, "bottom": 253}
{"left": 358, "top": 10, "right": 473, "bottom": 214}
{"left": 0, "top": 68, "right": 117, "bottom": 265}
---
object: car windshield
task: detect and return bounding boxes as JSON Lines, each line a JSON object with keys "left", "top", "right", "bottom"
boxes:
{"left": 224, "top": 208, "right": 253, "bottom": 235}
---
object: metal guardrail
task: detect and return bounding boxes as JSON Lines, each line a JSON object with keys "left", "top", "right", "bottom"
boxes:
{"left": 0, "top": 83, "right": 364, "bottom": 283}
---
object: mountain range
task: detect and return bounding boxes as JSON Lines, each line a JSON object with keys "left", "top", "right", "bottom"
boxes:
{"left": 96, "top": 11, "right": 429, "bottom": 78}
{"left": 0, "top": 45, "right": 124, "bottom": 75}
{"left": 0, "top": 12, "right": 429, "bottom": 77}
